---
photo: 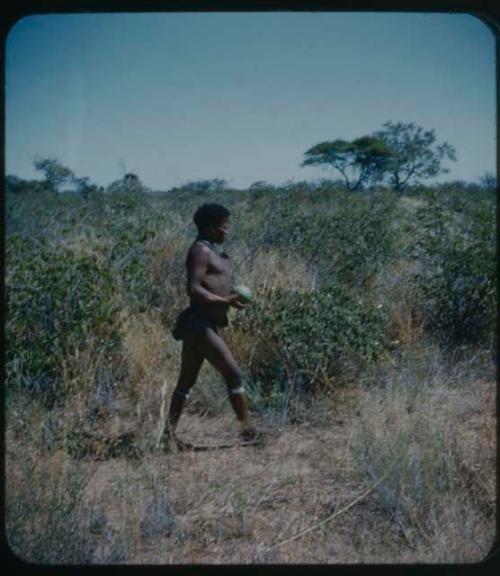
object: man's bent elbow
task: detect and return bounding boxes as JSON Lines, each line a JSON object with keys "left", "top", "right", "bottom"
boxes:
{"left": 187, "top": 282, "right": 202, "bottom": 299}
{"left": 189, "top": 284, "right": 213, "bottom": 305}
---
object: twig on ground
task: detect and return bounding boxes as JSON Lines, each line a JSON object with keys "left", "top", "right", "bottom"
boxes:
{"left": 156, "top": 379, "right": 169, "bottom": 449}
{"left": 271, "top": 469, "right": 392, "bottom": 549}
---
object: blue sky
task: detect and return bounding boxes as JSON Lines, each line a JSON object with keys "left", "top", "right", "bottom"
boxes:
{"left": 5, "top": 12, "right": 496, "bottom": 190}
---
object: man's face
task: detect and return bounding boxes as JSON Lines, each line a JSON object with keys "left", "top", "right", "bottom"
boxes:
{"left": 210, "top": 217, "right": 230, "bottom": 244}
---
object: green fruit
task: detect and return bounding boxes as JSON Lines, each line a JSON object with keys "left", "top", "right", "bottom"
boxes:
{"left": 233, "top": 285, "right": 252, "bottom": 303}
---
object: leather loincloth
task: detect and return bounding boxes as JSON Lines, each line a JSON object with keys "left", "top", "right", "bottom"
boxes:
{"left": 172, "top": 306, "right": 226, "bottom": 341}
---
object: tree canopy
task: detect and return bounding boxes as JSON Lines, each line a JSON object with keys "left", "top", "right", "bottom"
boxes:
{"left": 302, "top": 121, "right": 457, "bottom": 192}
{"left": 34, "top": 157, "right": 74, "bottom": 192}
{"left": 301, "top": 136, "right": 392, "bottom": 191}
{"left": 373, "top": 121, "right": 457, "bottom": 191}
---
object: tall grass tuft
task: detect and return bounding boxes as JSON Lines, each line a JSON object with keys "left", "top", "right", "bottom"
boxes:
{"left": 350, "top": 343, "right": 495, "bottom": 561}
{"left": 6, "top": 451, "right": 98, "bottom": 563}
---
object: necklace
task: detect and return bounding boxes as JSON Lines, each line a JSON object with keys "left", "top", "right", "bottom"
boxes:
{"left": 197, "top": 237, "right": 225, "bottom": 257}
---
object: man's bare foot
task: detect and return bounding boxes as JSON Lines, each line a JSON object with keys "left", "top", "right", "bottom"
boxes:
{"left": 239, "top": 427, "right": 265, "bottom": 446}
{"left": 162, "top": 435, "right": 194, "bottom": 453}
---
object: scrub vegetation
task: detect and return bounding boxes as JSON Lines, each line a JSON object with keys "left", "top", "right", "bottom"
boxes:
{"left": 5, "top": 164, "right": 496, "bottom": 564}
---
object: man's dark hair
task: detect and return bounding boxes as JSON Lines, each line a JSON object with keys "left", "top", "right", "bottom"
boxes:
{"left": 193, "top": 203, "right": 230, "bottom": 232}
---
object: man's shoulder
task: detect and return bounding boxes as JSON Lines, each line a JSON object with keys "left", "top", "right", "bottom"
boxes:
{"left": 187, "top": 240, "right": 212, "bottom": 260}
{"left": 190, "top": 239, "right": 212, "bottom": 252}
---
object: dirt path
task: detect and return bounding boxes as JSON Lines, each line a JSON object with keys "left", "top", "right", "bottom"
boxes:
{"left": 82, "top": 412, "right": 397, "bottom": 563}
{"left": 81, "top": 378, "right": 495, "bottom": 564}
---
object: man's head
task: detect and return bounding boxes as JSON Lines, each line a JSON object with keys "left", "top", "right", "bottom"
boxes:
{"left": 194, "top": 203, "right": 230, "bottom": 244}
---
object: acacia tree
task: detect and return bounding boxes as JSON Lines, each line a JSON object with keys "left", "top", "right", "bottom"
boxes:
{"left": 301, "top": 137, "right": 392, "bottom": 190}
{"left": 374, "top": 121, "right": 457, "bottom": 192}
{"left": 33, "top": 157, "right": 74, "bottom": 192}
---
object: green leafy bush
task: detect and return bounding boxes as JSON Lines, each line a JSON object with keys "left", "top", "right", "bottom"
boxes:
{"left": 6, "top": 235, "right": 121, "bottom": 396}
{"left": 234, "top": 285, "right": 390, "bottom": 397}
{"left": 410, "top": 192, "right": 496, "bottom": 347}
{"left": 266, "top": 189, "right": 397, "bottom": 289}
{"left": 106, "top": 224, "right": 159, "bottom": 313}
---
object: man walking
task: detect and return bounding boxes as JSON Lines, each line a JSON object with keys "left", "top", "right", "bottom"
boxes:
{"left": 163, "top": 203, "right": 258, "bottom": 451}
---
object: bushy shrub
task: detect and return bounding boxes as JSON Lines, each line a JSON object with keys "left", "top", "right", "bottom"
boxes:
{"left": 6, "top": 188, "right": 64, "bottom": 240}
{"left": 6, "top": 235, "right": 121, "bottom": 397}
{"left": 234, "top": 285, "right": 390, "bottom": 397}
{"left": 264, "top": 189, "right": 398, "bottom": 289}
{"left": 106, "top": 224, "right": 159, "bottom": 313}
{"left": 410, "top": 192, "right": 496, "bottom": 348}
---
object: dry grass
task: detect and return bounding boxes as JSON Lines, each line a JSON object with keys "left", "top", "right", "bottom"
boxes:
{"left": 5, "top": 230, "right": 496, "bottom": 563}
{"left": 233, "top": 247, "right": 317, "bottom": 294}
{"left": 387, "top": 289, "right": 426, "bottom": 348}
{"left": 6, "top": 449, "right": 100, "bottom": 563}
{"left": 119, "top": 311, "right": 182, "bottom": 449}
{"left": 373, "top": 260, "right": 426, "bottom": 348}
{"left": 5, "top": 339, "right": 495, "bottom": 564}
{"left": 73, "top": 412, "right": 364, "bottom": 564}
{"left": 349, "top": 344, "right": 496, "bottom": 562}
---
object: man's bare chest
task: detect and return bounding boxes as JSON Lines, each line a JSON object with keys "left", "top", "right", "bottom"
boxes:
{"left": 206, "top": 252, "right": 231, "bottom": 276}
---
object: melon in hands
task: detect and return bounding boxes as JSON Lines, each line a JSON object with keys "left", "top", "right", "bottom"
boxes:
{"left": 233, "top": 285, "right": 252, "bottom": 304}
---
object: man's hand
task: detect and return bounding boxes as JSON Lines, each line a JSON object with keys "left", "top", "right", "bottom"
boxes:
{"left": 227, "top": 293, "right": 247, "bottom": 309}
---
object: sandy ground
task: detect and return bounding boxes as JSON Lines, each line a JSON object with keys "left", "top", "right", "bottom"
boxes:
{"left": 80, "top": 378, "right": 496, "bottom": 564}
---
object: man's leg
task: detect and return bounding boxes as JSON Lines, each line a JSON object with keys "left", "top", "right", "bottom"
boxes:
{"left": 163, "top": 336, "right": 204, "bottom": 442}
{"left": 197, "top": 327, "right": 255, "bottom": 436}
